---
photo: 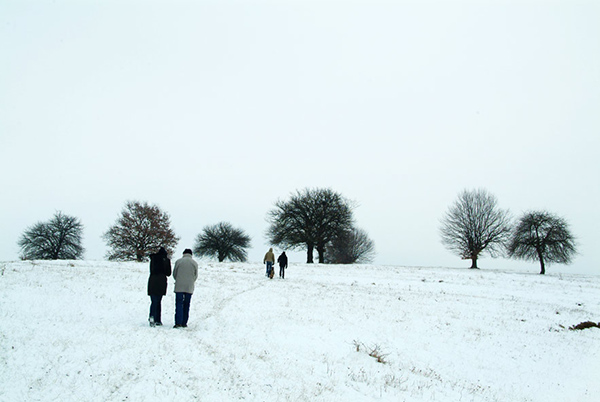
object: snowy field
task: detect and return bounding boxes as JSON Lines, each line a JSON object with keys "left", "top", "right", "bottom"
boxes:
{"left": 0, "top": 260, "right": 598, "bottom": 402}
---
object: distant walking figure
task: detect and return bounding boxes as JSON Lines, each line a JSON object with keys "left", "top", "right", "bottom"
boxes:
{"left": 173, "top": 249, "right": 198, "bottom": 328}
{"left": 277, "top": 251, "right": 288, "bottom": 279}
{"left": 264, "top": 248, "right": 275, "bottom": 279}
{"left": 147, "top": 247, "right": 171, "bottom": 327}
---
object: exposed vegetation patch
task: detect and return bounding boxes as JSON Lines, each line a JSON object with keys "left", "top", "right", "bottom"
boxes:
{"left": 569, "top": 321, "right": 600, "bottom": 331}
{"left": 353, "top": 340, "right": 389, "bottom": 364}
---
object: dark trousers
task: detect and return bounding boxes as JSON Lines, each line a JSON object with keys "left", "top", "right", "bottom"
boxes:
{"left": 266, "top": 261, "right": 273, "bottom": 276}
{"left": 149, "top": 294, "right": 163, "bottom": 323}
{"left": 175, "top": 292, "right": 193, "bottom": 326}
{"left": 279, "top": 265, "right": 285, "bottom": 278}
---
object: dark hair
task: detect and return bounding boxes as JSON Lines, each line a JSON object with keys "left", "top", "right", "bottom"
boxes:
{"left": 183, "top": 249, "right": 193, "bottom": 255}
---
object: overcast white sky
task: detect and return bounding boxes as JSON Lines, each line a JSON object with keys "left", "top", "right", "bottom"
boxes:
{"left": 1, "top": 0, "right": 598, "bottom": 274}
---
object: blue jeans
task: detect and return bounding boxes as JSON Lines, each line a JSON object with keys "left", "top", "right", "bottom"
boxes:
{"left": 175, "top": 292, "right": 193, "bottom": 326}
{"left": 149, "top": 294, "right": 163, "bottom": 323}
{"left": 266, "top": 261, "right": 273, "bottom": 276}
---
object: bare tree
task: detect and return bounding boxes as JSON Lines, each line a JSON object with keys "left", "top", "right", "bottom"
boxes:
{"left": 508, "top": 211, "right": 577, "bottom": 274}
{"left": 103, "top": 201, "right": 179, "bottom": 262}
{"left": 326, "top": 227, "right": 376, "bottom": 264}
{"left": 440, "top": 189, "right": 511, "bottom": 269}
{"left": 266, "top": 188, "right": 355, "bottom": 263}
{"left": 194, "top": 222, "right": 251, "bottom": 262}
{"left": 18, "top": 211, "right": 85, "bottom": 260}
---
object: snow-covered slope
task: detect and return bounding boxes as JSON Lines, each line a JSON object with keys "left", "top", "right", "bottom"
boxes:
{"left": 1, "top": 260, "right": 598, "bottom": 401}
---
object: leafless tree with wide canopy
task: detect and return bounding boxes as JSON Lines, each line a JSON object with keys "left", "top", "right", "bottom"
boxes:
{"left": 440, "top": 189, "right": 511, "bottom": 269}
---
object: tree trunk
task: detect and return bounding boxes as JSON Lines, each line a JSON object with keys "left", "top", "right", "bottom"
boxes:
{"left": 538, "top": 250, "right": 546, "bottom": 275}
{"left": 469, "top": 254, "right": 478, "bottom": 269}
{"left": 317, "top": 244, "right": 325, "bottom": 264}
{"left": 53, "top": 235, "right": 64, "bottom": 260}
{"left": 306, "top": 243, "right": 314, "bottom": 263}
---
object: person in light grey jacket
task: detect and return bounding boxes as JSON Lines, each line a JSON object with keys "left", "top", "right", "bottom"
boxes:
{"left": 173, "top": 249, "right": 198, "bottom": 328}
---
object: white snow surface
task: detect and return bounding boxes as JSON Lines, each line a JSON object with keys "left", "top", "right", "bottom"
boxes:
{"left": 1, "top": 260, "right": 599, "bottom": 401}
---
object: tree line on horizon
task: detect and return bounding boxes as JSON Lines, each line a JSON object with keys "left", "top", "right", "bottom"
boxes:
{"left": 16, "top": 187, "right": 577, "bottom": 274}
{"left": 439, "top": 188, "right": 577, "bottom": 275}
{"left": 17, "top": 188, "right": 376, "bottom": 266}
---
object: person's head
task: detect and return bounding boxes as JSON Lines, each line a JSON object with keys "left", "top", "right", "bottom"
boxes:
{"left": 183, "top": 249, "right": 193, "bottom": 256}
{"left": 269, "top": 248, "right": 273, "bottom": 252}
{"left": 157, "top": 247, "right": 167, "bottom": 256}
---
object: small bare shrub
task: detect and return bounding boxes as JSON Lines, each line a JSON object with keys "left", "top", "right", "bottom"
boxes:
{"left": 367, "top": 344, "right": 388, "bottom": 364}
{"left": 352, "top": 340, "right": 389, "bottom": 364}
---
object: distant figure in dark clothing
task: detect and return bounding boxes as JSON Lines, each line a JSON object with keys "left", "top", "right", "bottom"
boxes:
{"left": 148, "top": 247, "right": 171, "bottom": 326}
{"left": 277, "top": 251, "right": 288, "bottom": 279}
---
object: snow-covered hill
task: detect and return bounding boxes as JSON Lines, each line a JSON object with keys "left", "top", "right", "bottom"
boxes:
{"left": 1, "top": 260, "right": 598, "bottom": 401}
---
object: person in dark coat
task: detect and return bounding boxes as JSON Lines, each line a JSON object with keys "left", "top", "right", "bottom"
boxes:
{"left": 277, "top": 251, "right": 288, "bottom": 279}
{"left": 147, "top": 247, "right": 171, "bottom": 326}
